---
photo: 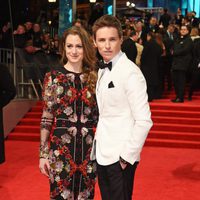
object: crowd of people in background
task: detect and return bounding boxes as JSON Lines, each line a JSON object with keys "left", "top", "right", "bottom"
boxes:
{"left": 0, "top": 21, "right": 59, "bottom": 55}
{"left": 120, "top": 8, "right": 200, "bottom": 102}
{"left": 0, "top": 7, "right": 200, "bottom": 102}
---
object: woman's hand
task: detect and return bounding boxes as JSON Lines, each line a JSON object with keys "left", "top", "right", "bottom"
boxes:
{"left": 39, "top": 158, "right": 50, "bottom": 177}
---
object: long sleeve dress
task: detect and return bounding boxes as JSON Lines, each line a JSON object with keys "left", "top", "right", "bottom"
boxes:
{"left": 40, "top": 67, "right": 98, "bottom": 200}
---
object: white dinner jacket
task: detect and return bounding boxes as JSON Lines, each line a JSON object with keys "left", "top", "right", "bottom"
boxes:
{"left": 91, "top": 53, "right": 153, "bottom": 166}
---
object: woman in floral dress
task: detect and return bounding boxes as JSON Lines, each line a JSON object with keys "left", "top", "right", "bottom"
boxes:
{"left": 39, "top": 26, "right": 98, "bottom": 200}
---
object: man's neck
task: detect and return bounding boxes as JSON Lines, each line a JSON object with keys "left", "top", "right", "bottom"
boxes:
{"left": 104, "top": 51, "right": 123, "bottom": 66}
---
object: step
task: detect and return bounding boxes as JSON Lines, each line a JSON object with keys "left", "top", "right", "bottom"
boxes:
{"left": 150, "top": 103, "right": 200, "bottom": 112}
{"left": 7, "top": 133, "right": 40, "bottom": 142}
{"left": 31, "top": 106, "right": 43, "bottom": 112}
{"left": 19, "top": 118, "right": 41, "bottom": 125}
{"left": 149, "top": 130, "right": 200, "bottom": 141}
{"left": 36, "top": 101, "right": 43, "bottom": 106}
{"left": 151, "top": 123, "right": 200, "bottom": 133}
{"left": 162, "top": 95, "right": 200, "bottom": 99}
{"left": 163, "top": 91, "right": 200, "bottom": 95}
{"left": 25, "top": 112, "right": 42, "bottom": 118}
{"left": 145, "top": 138, "right": 200, "bottom": 149}
{"left": 152, "top": 110, "right": 200, "bottom": 118}
{"left": 13, "top": 125, "right": 40, "bottom": 133}
{"left": 152, "top": 116, "right": 200, "bottom": 125}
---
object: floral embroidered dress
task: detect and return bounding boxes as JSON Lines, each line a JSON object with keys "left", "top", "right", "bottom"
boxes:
{"left": 40, "top": 67, "right": 98, "bottom": 200}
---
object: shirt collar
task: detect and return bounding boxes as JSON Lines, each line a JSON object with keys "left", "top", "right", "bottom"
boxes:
{"left": 104, "top": 51, "right": 123, "bottom": 69}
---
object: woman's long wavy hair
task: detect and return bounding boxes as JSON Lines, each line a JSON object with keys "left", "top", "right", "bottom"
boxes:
{"left": 60, "top": 26, "right": 97, "bottom": 94}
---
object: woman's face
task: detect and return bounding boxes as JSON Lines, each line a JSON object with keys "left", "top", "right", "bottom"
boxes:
{"left": 65, "top": 34, "right": 84, "bottom": 66}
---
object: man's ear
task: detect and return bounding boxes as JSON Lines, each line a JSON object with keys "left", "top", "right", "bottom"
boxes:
{"left": 120, "top": 37, "right": 123, "bottom": 44}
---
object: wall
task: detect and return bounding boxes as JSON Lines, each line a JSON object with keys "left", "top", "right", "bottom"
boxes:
{"left": 3, "top": 99, "right": 37, "bottom": 138}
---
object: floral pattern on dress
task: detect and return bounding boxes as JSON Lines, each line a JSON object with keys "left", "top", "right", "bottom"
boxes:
{"left": 41, "top": 67, "right": 98, "bottom": 200}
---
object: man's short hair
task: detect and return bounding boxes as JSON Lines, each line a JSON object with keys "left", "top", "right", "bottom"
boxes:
{"left": 92, "top": 15, "right": 123, "bottom": 40}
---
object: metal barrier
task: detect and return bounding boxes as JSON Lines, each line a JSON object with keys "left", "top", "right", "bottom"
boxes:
{"left": 0, "top": 48, "right": 43, "bottom": 99}
{"left": 43, "top": 26, "right": 58, "bottom": 38}
{"left": 0, "top": 47, "right": 59, "bottom": 99}
{"left": 0, "top": 48, "right": 16, "bottom": 85}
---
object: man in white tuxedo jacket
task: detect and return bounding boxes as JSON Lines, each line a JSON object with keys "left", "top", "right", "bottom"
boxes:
{"left": 91, "top": 15, "right": 153, "bottom": 200}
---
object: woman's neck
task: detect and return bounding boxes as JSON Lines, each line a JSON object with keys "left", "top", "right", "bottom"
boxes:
{"left": 64, "top": 62, "right": 82, "bottom": 73}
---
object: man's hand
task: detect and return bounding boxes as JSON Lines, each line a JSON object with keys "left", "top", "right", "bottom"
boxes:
{"left": 119, "top": 157, "right": 128, "bottom": 170}
{"left": 120, "top": 161, "right": 127, "bottom": 170}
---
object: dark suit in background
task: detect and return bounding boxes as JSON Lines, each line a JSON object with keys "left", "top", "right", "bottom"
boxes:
{"left": 188, "top": 37, "right": 200, "bottom": 100}
{"left": 159, "top": 8, "right": 171, "bottom": 28}
{"left": 161, "top": 29, "right": 175, "bottom": 91}
{"left": 141, "top": 38, "right": 163, "bottom": 101}
{"left": 121, "top": 38, "right": 137, "bottom": 63}
{"left": 0, "top": 64, "right": 16, "bottom": 164}
{"left": 171, "top": 34, "right": 193, "bottom": 102}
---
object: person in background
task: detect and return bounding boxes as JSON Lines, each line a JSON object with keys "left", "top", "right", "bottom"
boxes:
{"left": 188, "top": 28, "right": 200, "bottom": 100}
{"left": 145, "top": 16, "right": 159, "bottom": 34}
{"left": 174, "top": 7, "right": 183, "bottom": 26}
{"left": 121, "top": 29, "right": 138, "bottom": 63}
{"left": 39, "top": 26, "right": 98, "bottom": 199}
{"left": 13, "top": 24, "right": 27, "bottom": 48}
{"left": 91, "top": 15, "right": 152, "bottom": 200}
{"left": 135, "top": 20, "right": 147, "bottom": 45}
{"left": 161, "top": 24, "right": 175, "bottom": 92}
{"left": 135, "top": 39, "right": 144, "bottom": 67}
{"left": 159, "top": 8, "right": 171, "bottom": 29}
{"left": 25, "top": 23, "right": 43, "bottom": 54}
{"left": 0, "top": 21, "right": 12, "bottom": 49}
{"left": 171, "top": 25, "right": 193, "bottom": 103}
{"left": 141, "top": 32, "right": 163, "bottom": 102}
{"left": 24, "top": 21, "right": 33, "bottom": 41}
{"left": 190, "top": 11, "right": 199, "bottom": 27}
{"left": 0, "top": 64, "right": 16, "bottom": 164}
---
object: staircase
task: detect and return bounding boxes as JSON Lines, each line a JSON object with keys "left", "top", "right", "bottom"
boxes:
{"left": 7, "top": 90, "right": 200, "bottom": 149}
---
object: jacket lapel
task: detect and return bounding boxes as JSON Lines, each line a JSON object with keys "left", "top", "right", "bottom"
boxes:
{"left": 96, "top": 69, "right": 105, "bottom": 112}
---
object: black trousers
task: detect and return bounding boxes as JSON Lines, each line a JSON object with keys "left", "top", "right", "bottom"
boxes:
{"left": 188, "top": 69, "right": 200, "bottom": 98}
{"left": 172, "top": 70, "right": 186, "bottom": 100}
{"left": 97, "top": 161, "right": 138, "bottom": 200}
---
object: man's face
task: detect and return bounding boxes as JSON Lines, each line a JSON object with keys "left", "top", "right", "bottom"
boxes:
{"left": 25, "top": 22, "right": 32, "bottom": 30}
{"left": 150, "top": 17, "right": 157, "bottom": 26}
{"left": 180, "top": 26, "right": 189, "bottom": 36}
{"left": 168, "top": 26, "right": 174, "bottom": 33}
{"left": 135, "top": 22, "right": 143, "bottom": 32}
{"left": 94, "top": 27, "right": 122, "bottom": 62}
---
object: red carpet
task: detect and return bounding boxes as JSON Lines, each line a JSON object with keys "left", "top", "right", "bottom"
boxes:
{"left": 0, "top": 141, "right": 200, "bottom": 200}
{"left": 1, "top": 89, "right": 200, "bottom": 199}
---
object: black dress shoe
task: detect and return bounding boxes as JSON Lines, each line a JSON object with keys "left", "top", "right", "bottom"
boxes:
{"left": 171, "top": 98, "right": 184, "bottom": 103}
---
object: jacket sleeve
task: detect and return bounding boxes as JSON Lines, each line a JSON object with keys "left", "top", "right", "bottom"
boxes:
{"left": 120, "top": 67, "right": 153, "bottom": 165}
{"left": 0, "top": 65, "right": 16, "bottom": 108}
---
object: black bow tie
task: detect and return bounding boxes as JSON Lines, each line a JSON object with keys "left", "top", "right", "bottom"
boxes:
{"left": 98, "top": 61, "right": 112, "bottom": 71}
